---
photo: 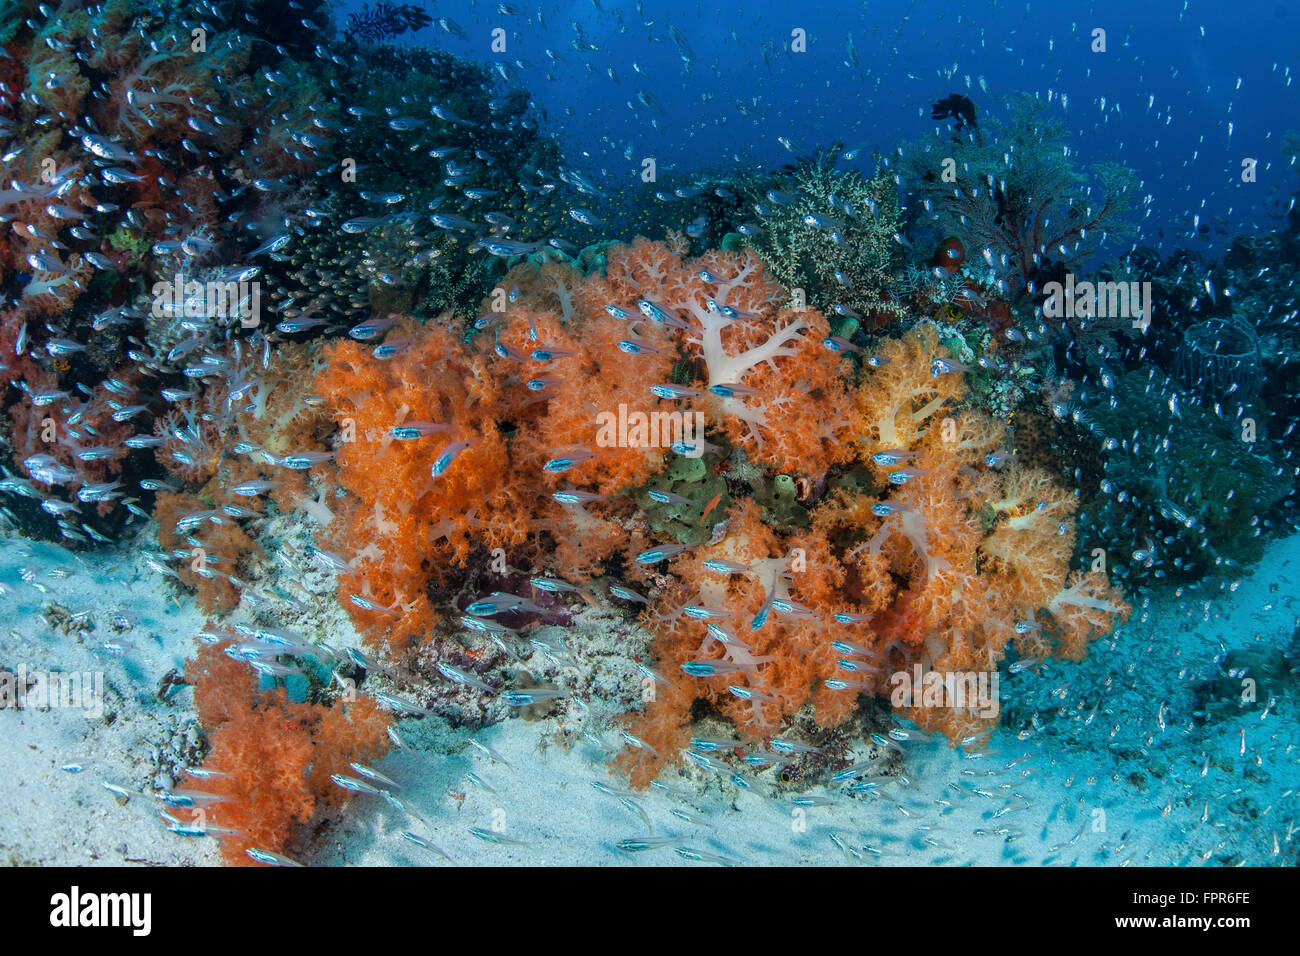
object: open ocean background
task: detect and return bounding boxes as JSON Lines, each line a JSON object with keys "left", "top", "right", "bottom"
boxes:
{"left": 345, "top": 0, "right": 1300, "bottom": 258}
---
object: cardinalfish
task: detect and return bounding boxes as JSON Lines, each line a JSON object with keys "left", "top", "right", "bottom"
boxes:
{"left": 647, "top": 489, "right": 693, "bottom": 506}
{"left": 871, "top": 501, "right": 917, "bottom": 517}
{"left": 707, "top": 383, "right": 759, "bottom": 399}
{"left": 281, "top": 450, "right": 335, "bottom": 470}
{"left": 349, "top": 316, "right": 398, "bottom": 340}
{"left": 543, "top": 446, "right": 596, "bottom": 473}
{"left": 825, "top": 677, "right": 874, "bottom": 692}
{"left": 331, "top": 773, "right": 386, "bottom": 796}
{"left": 230, "top": 479, "right": 279, "bottom": 497}
{"left": 391, "top": 420, "right": 451, "bottom": 440}
{"left": 636, "top": 299, "right": 689, "bottom": 329}
{"left": 530, "top": 346, "right": 576, "bottom": 362}
{"left": 494, "top": 342, "right": 529, "bottom": 362}
{"left": 432, "top": 439, "right": 477, "bottom": 477}
{"left": 727, "top": 684, "right": 779, "bottom": 704}
{"left": 872, "top": 449, "right": 916, "bottom": 467}
{"left": 822, "top": 336, "right": 860, "bottom": 353}
{"left": 671, "top": 438, "right": 723, "bottom": 457}
{"left": 703, "top": 558, "right": 752, "bottom": 575}
{"left": 459, "top": 614, "right": 515, "bottom": 635}
{"left": 751, "top": 587, "right": 778, "bottom": 631}
{"left": 437, "top": 662, "right": 497, "bottom": 694}
{"left": 617, "top": 338, "right": 663, "bottom": 355}
{"left": 771, "top": 597, "right": 816, "bottom": 618}
{"left": 831, "top": 639, "right": 876, "bottom": 657}
{"left": 465, "top": 592, "right": 544, "bottom": 616}
{"left": 635, "top": 542, "right": 693, "bottom": 565}
{"left": 836, "top": 659, "right": 881, "bottom": 674}
{"left": 707, "top": 300, "right": 760, "bottom": 321}
{"left": 705, "top": 623, "right": 743, "bottom": 646}
{"left": 551, "top": 489, "right": 605, "bottom": 506}
{"left": 468, "top": 827, "right": 532, "bottom": 847}
{"left": 636, "top": 662, "right": 678, "bottom": 690}
{"left": 682, "top": 604, "right": 728, "bottom": 620}
{"left": 373, "top": 339, "right": 412, "bottom": 360}
{"left": 681, "top": 660, "right": 754, "bottom": 677}
{"left": 930, "top": 358, "right": 973, "bottom": 377}
{"left": 886, "top": 467, "right": 929, "bottom": 486}
{"left": 275, "top": 316, "right": 330, "bottom": 335}
{"left": 349, "top": 594, "right": 400, "bottom": 616}
{"left": 770, "top": 739, "right": 822, "bottom": 756}
{"left": 608, "top": 584, "right": 649, "bottom": 604}
{"left": 530, "top": 576, "right": 585, "bottom": 596}
{"left": 311, "top": 548, "right": 354, "bottom": 574}
{"left": 650, "top": 384, "right": 702, "bottom": 400}
{"left": 833, "top": 612, "right": 872, "bottom": 625}
{"left": 503, "top": 688, "right": 567, "bottom": 707}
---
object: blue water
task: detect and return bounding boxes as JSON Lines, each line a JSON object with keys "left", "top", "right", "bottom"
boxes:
{"left": 348, "top": 0, "right": 1300, "bottom": 257}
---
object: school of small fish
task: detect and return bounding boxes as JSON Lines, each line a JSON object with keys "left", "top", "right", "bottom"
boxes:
{"left": 0, "top": 0, "right": 1297, "bottom": 868}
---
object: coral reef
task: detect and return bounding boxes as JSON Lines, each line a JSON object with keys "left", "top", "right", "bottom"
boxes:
{"left": 2, "top": 0, "right": 1223, "bottom": 867}
{"left": 615, "top": 323, "right": 1129, "bottom": 786}
{"left": 734, "top": 150, "right": 904, "bottom": 325}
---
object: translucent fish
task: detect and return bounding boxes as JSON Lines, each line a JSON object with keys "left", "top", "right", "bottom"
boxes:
{"left": 635, "top": 543, "right": 693, "bottom": 564}
{"left": 543, "top": 447, "right": 595, "bottom": 473}
{"left": 432, "top": 440, "right": 476, "bottom": 477}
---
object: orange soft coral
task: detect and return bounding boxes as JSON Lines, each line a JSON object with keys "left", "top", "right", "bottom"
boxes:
{"left": 854, "top": 323, "right": 965, "bottom": 476}
{"left": 154, "top": 490, "right": 263, "bottom": 615}
{"left": 617, "top": 499, "right": 869, "bottom": 786}
{"left": 489, "top": 302, "right": 677, "bottom": 495}
{"left": 579, "top": 239, "right": 860, "bottom": 472}
{"left": 180, "top": 640, "right": 390, "bottom": 865}
{"left": 616, "top": 320, "right": 1130, "bottom": 784}
{"left": 1044, "top": 569, "right": 1131, "bottom": 661}
{"left": 316, "top": 320, "right": 530, "bottom": 648}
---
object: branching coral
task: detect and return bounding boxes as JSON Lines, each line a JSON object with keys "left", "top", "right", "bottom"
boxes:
{"left": 733, "top": 148, "right": 903, "bottom": 324}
